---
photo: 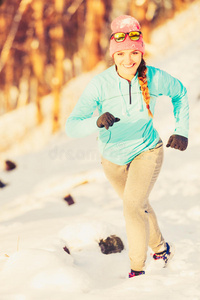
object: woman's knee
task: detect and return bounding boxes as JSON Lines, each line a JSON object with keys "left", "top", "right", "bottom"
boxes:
{"left": 123, "top": 194, "right": 148, "bottom": 215}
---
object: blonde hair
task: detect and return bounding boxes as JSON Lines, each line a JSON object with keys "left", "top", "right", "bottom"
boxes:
{"left": 138, "top": 59, "right": 153, "bottom": 118}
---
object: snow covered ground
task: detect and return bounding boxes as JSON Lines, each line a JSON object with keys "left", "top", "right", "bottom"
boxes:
{"left": 1, "top": 4, "right": 200, "bottom": 300}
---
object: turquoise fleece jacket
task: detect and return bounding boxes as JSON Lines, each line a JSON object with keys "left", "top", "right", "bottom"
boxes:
{"left": 66, "top": 65, "right": 189, "bottom": 165}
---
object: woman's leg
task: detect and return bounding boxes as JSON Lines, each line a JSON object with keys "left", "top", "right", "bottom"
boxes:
{"left": 101, "top": 157, "right": 128, "bottom": 199}
{"left": 123, "top": 143, "right": 165, "bottom": 271}
{"left": 101, "top": 142, "right": 166, "bottom": 271}
{"left": 147, "top": 201, "right": 166, "bottom": 254}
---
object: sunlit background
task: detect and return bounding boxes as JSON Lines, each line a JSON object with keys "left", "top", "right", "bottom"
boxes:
{"left": 0, "top": 0, "right": 197, "bottom": 137}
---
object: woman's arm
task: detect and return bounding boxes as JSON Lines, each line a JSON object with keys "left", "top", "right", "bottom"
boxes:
{"left": 157, "top": 69, "right": 189, "bottom": 139}
{"left": 65, "top": 79, "right": 101, "bottom": 138}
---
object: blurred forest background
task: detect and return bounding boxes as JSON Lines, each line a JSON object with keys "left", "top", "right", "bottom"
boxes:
{"left": 0, "top": 0, "right": 195, "bottom": 133}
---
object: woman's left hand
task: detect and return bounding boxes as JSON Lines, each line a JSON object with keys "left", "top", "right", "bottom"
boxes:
{"left": 166, "top": 134, "right": 188, "bottom": 151}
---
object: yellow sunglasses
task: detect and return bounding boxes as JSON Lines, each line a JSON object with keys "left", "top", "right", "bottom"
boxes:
{"left": 110, "top": 31, "right": 142, "bottom": 42}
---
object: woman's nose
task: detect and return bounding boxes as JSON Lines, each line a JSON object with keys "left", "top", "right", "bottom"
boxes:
{"left": 123, "top": 55, "right": 133, "bottom": 64}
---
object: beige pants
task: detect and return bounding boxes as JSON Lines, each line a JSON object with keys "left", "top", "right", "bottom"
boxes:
{"left": 101, "top": 141, "right": 166, "bottom": 271}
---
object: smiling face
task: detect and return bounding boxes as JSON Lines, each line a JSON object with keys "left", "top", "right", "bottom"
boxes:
{"left": 113, "top": 49, "right": 142, "bottom": 81}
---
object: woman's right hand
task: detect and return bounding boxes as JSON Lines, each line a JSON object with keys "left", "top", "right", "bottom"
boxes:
{"left": 97, "top": 112, "right": 120, "bottom": 130}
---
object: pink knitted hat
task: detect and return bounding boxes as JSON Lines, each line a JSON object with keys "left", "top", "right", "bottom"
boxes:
{"left": 109, "top": 15, "right": 145, "bottom": 57}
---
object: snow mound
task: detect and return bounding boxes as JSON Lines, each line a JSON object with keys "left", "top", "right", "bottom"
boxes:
{"left": 0, "top": 249, "right": 90, "bottom": 295}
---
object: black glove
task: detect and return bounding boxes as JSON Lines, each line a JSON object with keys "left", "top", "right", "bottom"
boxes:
{"left": 166, "top": 134, "right": 188, "bottom": 151}
{"left": 97, "top": 112, "right": 120, "bottom": 130}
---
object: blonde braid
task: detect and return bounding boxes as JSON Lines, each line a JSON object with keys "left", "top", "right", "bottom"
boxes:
{"left": 138, "top": 59, "right": 153, "bottom": 118}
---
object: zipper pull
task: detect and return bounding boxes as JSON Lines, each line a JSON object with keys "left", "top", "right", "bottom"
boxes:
{"left": 129, "top": 81, "right": 131, "bottom": 105}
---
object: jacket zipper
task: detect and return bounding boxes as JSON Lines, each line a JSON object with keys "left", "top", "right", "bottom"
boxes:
{"left": 129, "top": 81, "right": 131, "bottom": 104}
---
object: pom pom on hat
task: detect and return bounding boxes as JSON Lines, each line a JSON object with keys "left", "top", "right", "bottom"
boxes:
{"left": 109, "top": 15, "right": 145, "bottom": 57}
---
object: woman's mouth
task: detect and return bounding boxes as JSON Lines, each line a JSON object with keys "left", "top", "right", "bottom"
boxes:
{"left": 123, "top": 63, "right": 135, "bottom": 68}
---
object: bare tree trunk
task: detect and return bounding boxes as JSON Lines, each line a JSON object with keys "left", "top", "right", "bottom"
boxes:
{"left": 31, "top": 0, "right": 45, "bottom": 124}
{"left": 82, "top": 0, "right": 105, "bottom": 71}
{"left": 0, "top": 0, "right": 31, "bottom": 72}
{"left": 29, "top": 39, "right": 44, "bottom": 124}
{"left": 17, "top": 63, "right": 30, "bottom": 107}
{"left": 52, "top": 41, "right": 65, "bottom": 132}
{"left": 51, "top": 0, "right": 65, "bottom": 133}
{"left": 4, "top": 51, "right": 14, "bottom": 112}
